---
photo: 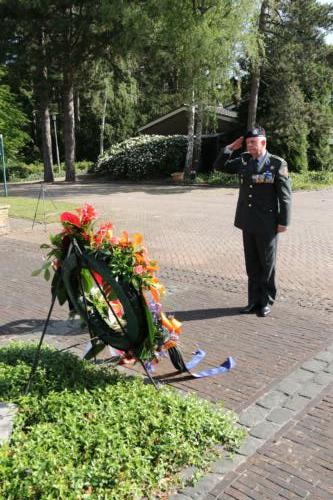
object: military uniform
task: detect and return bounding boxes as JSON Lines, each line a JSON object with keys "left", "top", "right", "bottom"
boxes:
{"left": 213, "top": 146, "right": 292, "bottom": 309}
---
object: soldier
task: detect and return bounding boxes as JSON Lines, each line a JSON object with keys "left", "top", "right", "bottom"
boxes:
{"left": 213, "top": 127, "right": 292, "bottom": 317}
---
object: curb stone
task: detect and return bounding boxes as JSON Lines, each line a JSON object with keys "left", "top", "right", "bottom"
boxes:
{"left": 0, "top": 403, "right": 17, "bottom": 445}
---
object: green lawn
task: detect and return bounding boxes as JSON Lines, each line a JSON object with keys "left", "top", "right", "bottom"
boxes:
{"left": 0, "top": 195, "right": 77, "bottom": 223}
{"left": 0, "top": 343, "right": 245, "bottom": 499}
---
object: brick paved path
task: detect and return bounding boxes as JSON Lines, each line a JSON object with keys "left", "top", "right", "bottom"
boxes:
{"left": 206, "top": 383, "right": 333, "bottom": 499}
{"left": 1, "top": 181, "right": 332, "bottom": 496}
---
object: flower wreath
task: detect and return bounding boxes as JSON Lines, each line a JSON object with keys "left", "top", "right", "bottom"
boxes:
{"left": 37, "top": 203, "right": 182, "bottom": 369}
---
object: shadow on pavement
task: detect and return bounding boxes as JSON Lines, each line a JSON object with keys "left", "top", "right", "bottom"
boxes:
{"left": 173, "top": 307, "right": 240, "bottom": 321}
{"left": 6, "top": 179, "right": 228, "bottom": 199}
{"left": 0, "top": 319, "right": 85, "bottom": 337}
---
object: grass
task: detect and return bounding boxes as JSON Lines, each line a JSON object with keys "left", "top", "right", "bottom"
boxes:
{"left": 0, "top": 195, "right": 77, "bottom": 223}
{"left": 0, "top": 343, "right": 245, "bottom": 499}
{"left": 195, "top": 170, "right": 333, "bottom": 190}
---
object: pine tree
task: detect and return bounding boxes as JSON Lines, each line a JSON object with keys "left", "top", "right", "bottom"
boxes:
{"left": 256, "top": 0, "right": 333, "bottom": 171}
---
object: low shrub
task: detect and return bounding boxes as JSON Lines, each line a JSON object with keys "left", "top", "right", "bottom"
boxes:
{"left": 0, "top": 160, "right": 93, "bottom": 182}
{"left": 197, "top": 170, "right": 333, "bottom": 190}
{"left": 92, "top": 135, "right": 188, "bottom": 180}
{"left": 0, "top": 342, "right": 245, "bottom": 499}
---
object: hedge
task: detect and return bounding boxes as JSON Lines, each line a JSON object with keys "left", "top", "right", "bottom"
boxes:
{"left": 92, "top": 135, "right": 188, "bottom": 180}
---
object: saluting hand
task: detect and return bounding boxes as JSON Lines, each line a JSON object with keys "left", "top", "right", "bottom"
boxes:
{"left": 227, "top": 136, "right": 244, "bottom": 151}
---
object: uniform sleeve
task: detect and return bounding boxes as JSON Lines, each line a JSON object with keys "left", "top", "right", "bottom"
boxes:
{"left": 213, "top": 148, "right": 243, "bottom": 174}
{"left": 275, "top": 160, "right": 292, "bottom": 226}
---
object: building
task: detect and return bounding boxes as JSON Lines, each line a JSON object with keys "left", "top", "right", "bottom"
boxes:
{"left": 138, "top": 105, "right": 241, "bottom": 172}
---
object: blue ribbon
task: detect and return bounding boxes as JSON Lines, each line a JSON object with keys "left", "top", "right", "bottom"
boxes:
{"left": 185, "top": 349, "right": 235, "bottom": 378}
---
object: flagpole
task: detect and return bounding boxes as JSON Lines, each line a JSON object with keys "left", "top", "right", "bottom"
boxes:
{"left": 0, "top": 134, "right": 8, "bottom": 196}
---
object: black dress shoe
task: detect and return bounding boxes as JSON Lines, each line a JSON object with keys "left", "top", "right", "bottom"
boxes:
{"left": 258, "top": 305, "right": 271, "bottom": 317}
{"left": 240, "top": 304, "right": 258, "bottom": 314}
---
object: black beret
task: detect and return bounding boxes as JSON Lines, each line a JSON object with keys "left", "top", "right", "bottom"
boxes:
{"left": 245, "top": 127, "right": 266, "bottom": 139}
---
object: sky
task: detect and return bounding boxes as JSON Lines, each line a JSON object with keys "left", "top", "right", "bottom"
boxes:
{"left": 318, "top": 0, "right": 333, "bottom": 44}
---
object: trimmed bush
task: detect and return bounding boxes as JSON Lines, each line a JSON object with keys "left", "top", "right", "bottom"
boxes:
{"left": 0, "top": 343, "right": 245, "bottom": 499}
{"left": 92, "top": 135, "right": 188, "bottom": 180}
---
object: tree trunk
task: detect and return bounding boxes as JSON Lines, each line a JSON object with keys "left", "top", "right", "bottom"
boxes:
{"left": 247, "top": 0, "right": 269, "bottom": 129}
{"left": 100, "top": 88, "right": 108, "bottom": 157}
{"left": 184, "top": 102, "right": 195, "bottom": 176}
{"left": 193, "top": 103, "right": 203, "bottom": 172}
{"left": 40, "top": 94, "right": 54, "bottom": 183}
{"left": 247, "top": 66, "right": 261, "bottom": 129}
{"left": 63, "top": 70, "right": 76, "bottom": 182}
{"left": 39, "top": 30, "right": 54, "bottom": 183}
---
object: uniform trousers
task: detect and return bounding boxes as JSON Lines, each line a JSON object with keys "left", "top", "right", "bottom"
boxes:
{"left": 242, "top": 230, "right": 277, "bottom": 307}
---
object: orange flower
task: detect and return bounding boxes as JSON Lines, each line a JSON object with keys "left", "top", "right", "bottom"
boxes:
{"left": 119, "top": 231, "right": 130, "bottom": 247}
{"left": 150, "top": 286, "right": 160, "bottom": 303}
{"left": 109, "top": 299, "right": 124, "bottom": 319}
{"left": 134, "top": 252, "right": 146, "bottom": 264}
{"left": 133, "top": 233, "right": 143, "bottom": 247}
{"left": 163, "top": 340, "right": 177, "bottom": 350}
{"left": 146, "top": 260, "right": 159, "bottom": 272}
{"left": 161, "top": 312, "right": 174, "bottom": 331}
{"left": 170, "top": 317, "right": 182, "bottom": 333}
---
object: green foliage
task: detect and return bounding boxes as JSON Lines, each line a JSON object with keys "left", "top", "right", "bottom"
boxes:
{"left": 256, "top": 0, "right": 333, "bottom": 172}
{"left": 0, "top": 161, "right": 93, "bottom": 182}
{"left": 0, "top": 67, "right": 30, "bottom": 161}
{"left": 0, "top": 343, "right": 245, "bottom": 498}
{"left": 290, "top": 170, "right": 333, "bottom": 190}
{"left": 93, "top": 135, "right": 188, "bottom": 180}
{"left": 198, "top": 170, "right": 333, "bottom": 190}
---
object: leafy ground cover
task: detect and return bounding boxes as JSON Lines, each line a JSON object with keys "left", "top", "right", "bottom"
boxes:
{"left": 0, "top": 196, "right": 77, "bottom": 223}
{"left": 195, "top": 170, "right": 333, "bottom": 190}
{"left": 0, "top": 343, "right": 245, "bottom": 499}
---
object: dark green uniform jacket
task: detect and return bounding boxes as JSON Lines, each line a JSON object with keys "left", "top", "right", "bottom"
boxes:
{"left": 213, "top": 150, "right": 292, "bottom": 235}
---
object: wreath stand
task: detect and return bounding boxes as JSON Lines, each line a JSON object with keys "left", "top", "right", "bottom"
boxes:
{"left": 32, "top": 182, "right": 58, "bottom": 231}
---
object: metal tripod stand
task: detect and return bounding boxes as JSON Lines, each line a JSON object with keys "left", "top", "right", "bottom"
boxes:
{"left": 32, "top": 182, "right": 58, "bottom": 231}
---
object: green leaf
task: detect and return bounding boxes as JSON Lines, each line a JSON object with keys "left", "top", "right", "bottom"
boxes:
{"left": 44, "top": 267, "right": 51, "bottom": 281}
{"left": 31, "top": 268, "right": 42, "bottom": 276}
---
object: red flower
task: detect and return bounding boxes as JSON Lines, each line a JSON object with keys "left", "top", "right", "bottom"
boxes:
{"left": 91, "top": 271, "right": 103, "bottom": 285}
{"left": 60, "top": 212, "right": 81, "bottom": 228}
{"left": 76, "top": 203, "right": 97, "bottom": 225}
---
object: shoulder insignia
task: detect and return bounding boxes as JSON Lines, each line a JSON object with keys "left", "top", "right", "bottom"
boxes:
{"left": 279, "top": 161, "right": 289, "bottom": 177}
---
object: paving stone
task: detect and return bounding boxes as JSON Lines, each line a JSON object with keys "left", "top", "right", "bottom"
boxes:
{"left": 276, "top": 379, "right": 302, "bottom": 396}
{"left": 301, "top": 360, "right": 328, "bottom": 373}
{"left": 298, "top": 382, "right": 324, "bottom": 399}
{"left": 250, "top": 421, "right": 280, "bottom": 440}
{"left": 237, "top": 436, "right": 264, "bottom": 456}
{"left": 169, "top": 495, "right": 192, "bottom": 500}
{"left": 266, "top": 407, "right": 295, "bottom": 424}
{"left": 211, "top": 455, "right": 245, "bottom": 474}
{"left": 324, "top": 362, "right": 333, "bottom": 374}
{"left": 313, "top": 372, "right": 333, "bottom": 386}
{"left": 256, "top": 391, "right": 288, "bottom": 409}
{"left": 314, "top": 350, "right": 333, "bottom": 363}
{"left": 179, "top": 474, "right": 222, "bottom": 498}
{"left": 238, "top": 404, "right": 269, "bottom": 427}
{"left": 178, "top": 466, "right": 197, "bottom": 483}
{"left": 283, "top": 394, "right": 310, "bottom": 412}
{"left": 289, "top": 369, "right": 315, "bottom": 384}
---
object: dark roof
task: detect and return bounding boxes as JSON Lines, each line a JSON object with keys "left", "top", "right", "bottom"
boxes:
{"left": 138, "top": 105, "right": 239, "bottom": 136}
